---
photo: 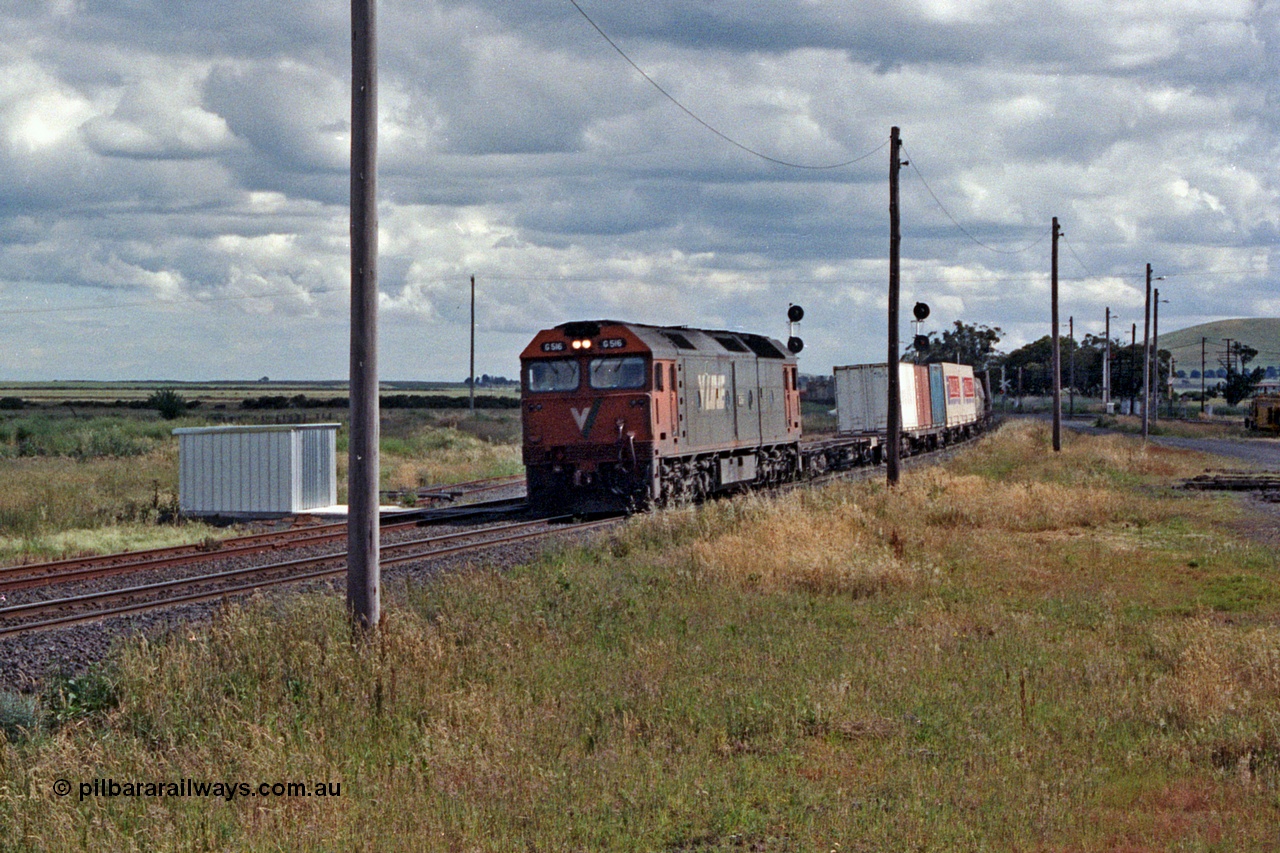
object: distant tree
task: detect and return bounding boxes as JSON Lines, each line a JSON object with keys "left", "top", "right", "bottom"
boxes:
{"left": 1222, "top": 367, "right": 1266, "bottom": 406}
{"left": 907, "top": 321, "right": 1003, "bottom": 369}
{"left": 147, "top": 389, "right": 189, "bottom": 420}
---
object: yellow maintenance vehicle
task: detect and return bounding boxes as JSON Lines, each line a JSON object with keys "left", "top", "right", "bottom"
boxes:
{"left": 1246, "top": 394, "right": 1280, "bottom": 433}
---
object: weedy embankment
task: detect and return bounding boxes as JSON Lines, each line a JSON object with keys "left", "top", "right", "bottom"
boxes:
{"left": 1, "top": 420, "right": 1278, "bottom": 850}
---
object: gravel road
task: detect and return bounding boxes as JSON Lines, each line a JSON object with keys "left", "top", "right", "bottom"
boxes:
{"left": 1061, "top": 417, "right": 1280, "bottom": 469}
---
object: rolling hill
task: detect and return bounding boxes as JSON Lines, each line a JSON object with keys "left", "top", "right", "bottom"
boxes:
{"left": 1156, "top": 318, "right": 1280, "bottom": 379}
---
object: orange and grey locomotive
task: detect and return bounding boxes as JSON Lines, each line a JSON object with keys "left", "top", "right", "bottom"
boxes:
{"left": 520, "top": 320, "right": 802, "bottom": 512}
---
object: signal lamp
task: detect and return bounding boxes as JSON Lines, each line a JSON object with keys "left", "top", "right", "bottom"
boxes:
{"left": 787, "top": 336, "right": 804, "bottom": 354}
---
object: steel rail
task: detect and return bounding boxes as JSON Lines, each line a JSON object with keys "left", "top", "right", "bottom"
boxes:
{"left": 0, "top": 498, "right": 527, "bottom": 592}
{"left": 0, "top": 516, "right": 617, "bottom": 638}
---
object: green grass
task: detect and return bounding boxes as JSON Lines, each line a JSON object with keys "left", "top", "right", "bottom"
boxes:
{"left": 0, "top": 410, "right": 523, "bottom": 563}
{"left": 1, "top": 421, "right": 1278, "bottom": 849}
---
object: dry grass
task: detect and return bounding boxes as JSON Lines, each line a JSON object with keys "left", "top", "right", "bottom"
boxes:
{"left": 3, "top": 420, "right": 1279, "bottom": 850}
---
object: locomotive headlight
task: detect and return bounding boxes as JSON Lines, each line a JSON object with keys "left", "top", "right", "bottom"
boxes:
{"left": 571, "top": 339, "right": 592, "bottom": 350}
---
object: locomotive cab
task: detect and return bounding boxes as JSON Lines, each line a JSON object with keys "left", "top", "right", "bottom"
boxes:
{"left": 521, "top": 322, "right": 660, "bottom": 512}
{"left": 520, "top": 320, "right": 802, "bottom": 514}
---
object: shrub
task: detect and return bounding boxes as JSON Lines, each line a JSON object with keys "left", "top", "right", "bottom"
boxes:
{"left": 146, "top": 389, "right": 189, "bottom": 420}
{"left": 0, "top": 691, "right": 41, "bottom": 742}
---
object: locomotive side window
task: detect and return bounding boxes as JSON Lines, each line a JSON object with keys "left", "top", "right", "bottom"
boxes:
{"left": 589, "top": 356, "right": 647, "bottom": 390}
{"left": 654, "top": 364, "right": 664, "bottom": 391}
{"left": 526, "top": 359, "right": 580, "bottom": 392}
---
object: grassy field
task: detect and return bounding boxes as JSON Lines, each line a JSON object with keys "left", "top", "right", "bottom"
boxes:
{"left": 0, "top": 381, "right": 515, "bottom": 405}
{"left": 1, "top": 420, "right": 1278, "bottom": 850}
{"left": 0, "top": 408, "right": 522, "bottom": 564}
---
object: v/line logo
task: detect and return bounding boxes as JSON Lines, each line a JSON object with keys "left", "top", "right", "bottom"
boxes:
{"left": 697, "top": 374, "right": 727, "bottom": 410}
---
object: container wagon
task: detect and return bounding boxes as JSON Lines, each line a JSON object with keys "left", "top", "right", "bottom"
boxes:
{"left": 834, "top": 361, "right": 984, "bottom": 452}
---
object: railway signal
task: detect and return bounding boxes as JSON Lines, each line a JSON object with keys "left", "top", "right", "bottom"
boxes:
{"left": 787, "top": 304, "right": 804, "bottom": 354}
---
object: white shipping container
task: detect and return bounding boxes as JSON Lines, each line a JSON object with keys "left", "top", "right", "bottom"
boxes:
{"left": 834, "top": 364, "right": 886, "bottom": 434}
{"left": 899, "top": 363, "right": 920, "bottom": 431}
{"left": 834, "top": 363, "right": 921, "bottom": 434}
{"left": 174, "top": 424, "right": 339, "bottom": 517}
{"left": 940, "top": 363, "right": 979, "bottom": 426}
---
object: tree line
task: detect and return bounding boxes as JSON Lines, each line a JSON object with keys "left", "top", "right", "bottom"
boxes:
{"left": 907, "top": 321, "right": 1268, "bottom": 406}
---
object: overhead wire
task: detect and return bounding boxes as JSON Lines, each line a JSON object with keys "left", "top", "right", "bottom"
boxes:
{"left": 564, "top": 0, "right": 885, "bottom": 170}
{"left": 898, "top": 142, "right": 1050, "bottom": 256}
{"left": 0, "top": 287, "right": 342, "bottom": 317}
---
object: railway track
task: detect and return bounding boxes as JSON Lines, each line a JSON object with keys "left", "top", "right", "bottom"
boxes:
{"left": 0, "top": 497, "right": 527, "bottom": 595}
{"left": 0, "top": 430, "right": 988, "bottom": 642}
{"left": 0, "top": 516, "right": 619, "bottom": 638}
{"left": 381, "top": 473, "right": 525, "bottom": 506}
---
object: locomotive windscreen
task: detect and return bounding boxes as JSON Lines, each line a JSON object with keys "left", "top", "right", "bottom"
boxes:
{"left": 527, "top": 359, "right": 579, "bottom": 392}
{"left": 589, "top": 356, "right": 647, "bottom": 390}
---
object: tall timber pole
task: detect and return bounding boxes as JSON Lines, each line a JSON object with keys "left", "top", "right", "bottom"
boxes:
{"left": 887, "top": 127, "right": 903, "bottom": 487}
{"left": 1103, "top": 307, "right": 1111, "bottom": 409}
{"left": 469, "top": 275, "right": 476, "bottom": 414}
{"left": 1051, "top": 217, "right": 1061, "bottom": 452}
{"left": 1141, "top": 263, "right": 1152, "bottom": 441}
{"left": 348, "top": 0, "right": 380, "bottom": 631}
{"left": 1152, "top": 287, "right": 1161, "bottom": 423}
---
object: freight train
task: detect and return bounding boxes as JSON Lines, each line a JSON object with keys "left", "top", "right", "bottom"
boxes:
{"left": 519, "top": 320, "right": 987, "bottom": 513}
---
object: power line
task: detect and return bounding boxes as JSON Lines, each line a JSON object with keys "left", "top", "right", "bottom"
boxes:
{"left": 1061, "top": 234, "right": 1095, "bottom": 279}
{"left": 565, "top": 0, "right": 886, "bottom": 170}
{"left": 899, "top": 143, "right": 1049, "bottom": 256}
{"left": 0, "top": 287, "right": 341, "bottom": 317}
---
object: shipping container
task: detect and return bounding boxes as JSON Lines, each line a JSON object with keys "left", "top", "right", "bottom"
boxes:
{"left": 899, "top": 363, "right": 920, "bottom": 430}
{"left": 834, "top": 363, "right": 926, "bottom": 434}
{"left": 835, "top": 364, "right": 883, "bottom": 434}
{"left": 928, "top": 364, "right": 946, "bottom": 428}
{"left": 913, "top": 364, "right": 934, "bottom": 428}
{"left": 939, "top": 363, "right": 979, "bottom": 426}
{"left": 174, "top": 424, "right": 339, "bottom": 517}
{"left": 836, "top": 362, "right": 982, "bottom": 437}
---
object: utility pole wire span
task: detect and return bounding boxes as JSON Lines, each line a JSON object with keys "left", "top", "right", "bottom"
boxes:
{"left": 565, "top": 0, "right": 884, "bottom": 170}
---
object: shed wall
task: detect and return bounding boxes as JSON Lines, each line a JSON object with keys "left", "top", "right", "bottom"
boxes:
{"left": 176, "top": 425, "right": 338, "bottom": 516}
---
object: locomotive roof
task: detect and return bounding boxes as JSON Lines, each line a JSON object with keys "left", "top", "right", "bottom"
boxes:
{"left": 537, "top": 319, "right": 796, "bottom": 363}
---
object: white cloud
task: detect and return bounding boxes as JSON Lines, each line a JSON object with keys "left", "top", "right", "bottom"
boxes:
{"left": 0, "top": 0, "right": 1275, "bottom": 380}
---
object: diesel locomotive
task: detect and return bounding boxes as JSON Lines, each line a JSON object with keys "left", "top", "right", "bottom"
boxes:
{"left": 520, "top": 320, "right": 802, "bottom": 512}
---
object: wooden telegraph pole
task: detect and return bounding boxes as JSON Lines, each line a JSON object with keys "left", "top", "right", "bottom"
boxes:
{"left": 469, "top": 275, "right": 476, "bottom": 415}
{"left": 1141, "top": 263, "right": 1152, "bottom": 440}
{"left": 1200, "top": 337, "right": 1206, "bottom": 415}
{"left": 1103, "top": 307, "right": 1111, "bottom": 409}
{"left": 1069, "top": 315, "right": 1075, "bottom": 418}
{"left": 1051, "top": 217, "right": 1061, "bottom": 452}
{"left": 887, "top": 127, "right": 903, "bottom": 486}
{"left": 1152, "top": 287, "right": 1161, "bottom": 423}
{"left": 348, "top": 0, "right": 380, "bottom": 631}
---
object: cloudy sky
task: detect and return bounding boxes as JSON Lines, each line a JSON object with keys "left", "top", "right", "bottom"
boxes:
{"left": 1, "top": 0, "right": 1276, "bottom": 381}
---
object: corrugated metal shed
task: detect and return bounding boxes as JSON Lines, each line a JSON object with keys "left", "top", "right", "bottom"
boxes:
{"left": 174, "top": 424, "right": 339, "bottom": 517}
